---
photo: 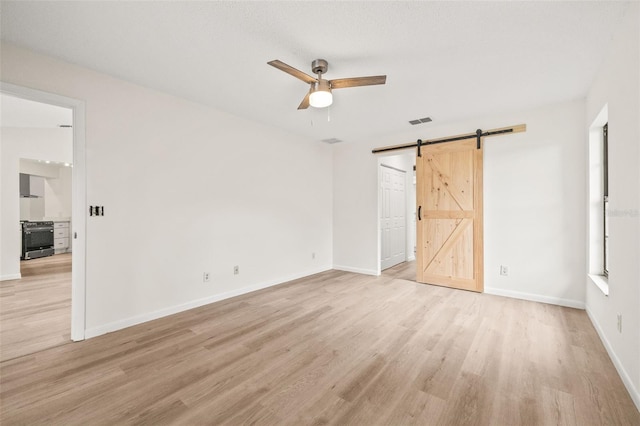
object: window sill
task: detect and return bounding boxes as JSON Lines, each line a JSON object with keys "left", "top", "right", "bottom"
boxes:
{"left": 588, "top": 274, "right": 609, "bottom": 296}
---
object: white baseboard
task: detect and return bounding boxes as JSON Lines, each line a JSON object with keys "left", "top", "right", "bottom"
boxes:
{"left": 333, "top": 264, "right": 380, "bottom": 276}
{"left": 484, "top": 287, "right": 585, "bottom": 309}
{"left": 407, "top": 255, "right": 416, "bottom": 261}
{"left": 1, "top": 273, "right": 21, "bottom": 281}
{"left": 586, "top": 307, "right": 640, "bottom": 413}
{"left": 85, "top": 265, "right": 332, "bottom": 339}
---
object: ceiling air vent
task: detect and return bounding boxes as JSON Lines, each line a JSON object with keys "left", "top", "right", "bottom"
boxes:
{"left": 321, "top": 138, "right": 343, "bottom": 144}
{"left": 409, "top": 117, "right": 432, "bottom": 125}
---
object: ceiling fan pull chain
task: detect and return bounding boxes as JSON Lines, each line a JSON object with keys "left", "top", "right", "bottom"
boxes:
{"left": 327, "top": 105, "right": 331, "bottom": 122}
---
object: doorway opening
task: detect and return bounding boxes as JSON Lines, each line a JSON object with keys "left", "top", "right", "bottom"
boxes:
{"left": 378, "top": 152, "right": 416, "bottom": 274}
{"left": 0, "top": 82, "right": 86, "bottom": 358}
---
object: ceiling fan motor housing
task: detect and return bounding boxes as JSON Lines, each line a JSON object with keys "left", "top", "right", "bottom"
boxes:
{"left": 311, "top": 79, "right": 331, "bottom": 93}
{"left": 312, "top": 59, "right": 328, "bottom": 75}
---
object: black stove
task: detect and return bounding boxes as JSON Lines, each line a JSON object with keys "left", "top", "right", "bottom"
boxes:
{"left": 21, "top": 221, "right": 55, "bottom": 260}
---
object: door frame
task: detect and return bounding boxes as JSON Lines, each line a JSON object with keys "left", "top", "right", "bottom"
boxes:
{"left": 1, "top": 82, "right": 87, "bottom": 341}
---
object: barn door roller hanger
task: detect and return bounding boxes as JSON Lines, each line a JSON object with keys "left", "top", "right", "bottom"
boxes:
{"left": 372, "top": 124, "right": 526, "bottom": 156}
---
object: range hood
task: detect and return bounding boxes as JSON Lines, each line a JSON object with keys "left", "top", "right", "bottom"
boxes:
{"left": 20, "top": 173, "right": 45, "bottom": 198}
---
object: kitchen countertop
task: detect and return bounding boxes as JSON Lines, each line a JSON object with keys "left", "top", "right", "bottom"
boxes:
{"left": 20, "top": 218, "right": 71, "bottom": 223}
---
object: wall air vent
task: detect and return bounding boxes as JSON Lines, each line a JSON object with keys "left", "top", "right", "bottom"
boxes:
{"left": 409, "top": 117, "right": 432, "bottom": 125}
{"left": 321, "top": 138, "right": 343, "bottom": 144}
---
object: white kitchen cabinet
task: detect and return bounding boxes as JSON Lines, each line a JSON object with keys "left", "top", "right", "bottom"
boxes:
{"left": 54, "top": 221, "right": 70, "bottom": 254}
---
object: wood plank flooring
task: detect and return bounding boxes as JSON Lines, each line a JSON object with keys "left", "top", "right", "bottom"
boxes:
{"left": 0, "top": 254, "right": 71, "bottom": 362}
{"left": 1, "top": 261, "right": 638, "bottom": 425}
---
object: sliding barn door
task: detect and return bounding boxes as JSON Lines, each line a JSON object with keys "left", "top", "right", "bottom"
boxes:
{"left": 416, "top": 138, "right": 483, "bottom": 292}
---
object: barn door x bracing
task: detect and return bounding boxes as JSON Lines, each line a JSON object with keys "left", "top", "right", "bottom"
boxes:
{"left": 416, "top": 138, "right": 483, "bottom": 292}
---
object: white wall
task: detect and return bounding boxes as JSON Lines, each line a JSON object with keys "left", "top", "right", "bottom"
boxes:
{"left": 0, "top": 43, "right": 333, "bottom": 336}
{"left": 334, "top": 99, "right": 587, "bottom": 307}
{"left": 585, "top": 3, "right": 639, "bottom": 409}
{"left": 1, "top": 127, "right": 72, "bottom": 279}
{"left": 332, "top": 143, "right": 379, "bottom": 275}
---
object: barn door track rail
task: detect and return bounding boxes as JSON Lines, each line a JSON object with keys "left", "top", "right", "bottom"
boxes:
{"left": 372, "top": 124, "right": 526, "bottom": 155}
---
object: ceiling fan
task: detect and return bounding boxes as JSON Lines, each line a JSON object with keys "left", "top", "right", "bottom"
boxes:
{"left": 267, "top": 59, "right": 386, "bottom": 109}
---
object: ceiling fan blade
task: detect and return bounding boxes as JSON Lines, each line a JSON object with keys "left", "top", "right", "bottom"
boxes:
{"left": 330, "top": 75, "right": 387, "bottom": 89}
{"left": 268, "top": 60, "right": 317, "bottom": 84}
{"left": 297, "top": 91, "right": 311, "bottom": 110}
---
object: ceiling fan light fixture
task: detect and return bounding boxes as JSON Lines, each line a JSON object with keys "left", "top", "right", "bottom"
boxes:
{"left": 309, "top": 79, "right": 332, "bottom": 108}
{"left": 267, "top": 58, "right": 386, "bottom": 110}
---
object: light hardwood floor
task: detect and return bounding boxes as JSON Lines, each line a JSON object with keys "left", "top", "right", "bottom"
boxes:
{"left": 1, "top": 261, "right": 638, "bottom": 425}
{"left": 0, "top": 254, "right": 71, "bottom": 362}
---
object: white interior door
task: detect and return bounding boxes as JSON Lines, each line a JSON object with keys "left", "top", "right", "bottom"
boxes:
{"left": 380, "top": 165, "right": 406, "bottom": 270}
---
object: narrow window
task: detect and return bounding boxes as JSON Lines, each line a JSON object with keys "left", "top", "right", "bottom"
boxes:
{"left": 603, "top": 123, "right": 609, "bottom": 276}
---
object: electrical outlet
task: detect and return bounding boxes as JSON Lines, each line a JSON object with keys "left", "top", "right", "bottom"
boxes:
{"left": 312, "top": 252, "right": 316, "bottom": 260}
{"left": 203, "top": 272, "right": 210, "bottom": 283}
{"left": 500, "top": 265, "right": 509, "bottom": 276}
{"left": 234, "top": 265, "right": 239, "bottom": 275}
{"left": 617, "top": 314, "right": 622, "bottom": 333}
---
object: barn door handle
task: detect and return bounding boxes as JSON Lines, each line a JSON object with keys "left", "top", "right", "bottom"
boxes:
{"left": 418, "top": 206, "right": 422, "bottom": 221}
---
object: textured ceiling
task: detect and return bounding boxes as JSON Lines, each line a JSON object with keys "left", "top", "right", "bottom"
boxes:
{"left": 0, "top": 1, "right": 630, "bottom": 143}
